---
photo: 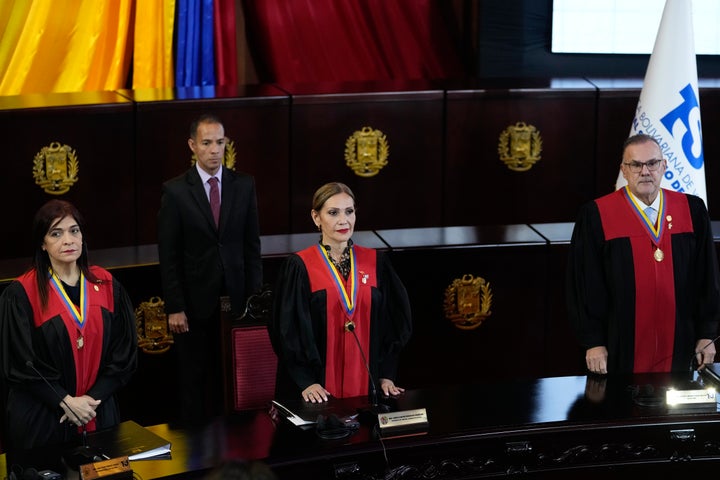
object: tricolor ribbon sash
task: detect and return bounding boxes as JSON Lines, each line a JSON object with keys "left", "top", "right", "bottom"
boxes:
{"left": 316, "top": 244, "right": 357, "bottom": 316}
{"left": 624, "top": 186, "right": 665, "bottom": 245}
{"left": 49, "top": 270, "right": 87, "bottom": 330}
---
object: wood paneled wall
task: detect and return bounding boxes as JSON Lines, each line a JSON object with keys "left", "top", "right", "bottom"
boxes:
{"left": 1, "top": 78, "right": 719, "bottom": 260}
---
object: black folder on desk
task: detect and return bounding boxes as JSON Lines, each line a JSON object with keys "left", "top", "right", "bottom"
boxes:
{"left": 87, "top": 420, "right": 171, "bottom": 461}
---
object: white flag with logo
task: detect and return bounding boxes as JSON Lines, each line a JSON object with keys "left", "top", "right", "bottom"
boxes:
{"left": 616, "top": 0, "right": 706, "bottom": 206}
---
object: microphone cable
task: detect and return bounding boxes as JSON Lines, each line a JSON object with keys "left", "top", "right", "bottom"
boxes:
{"left": 345, "top": 321, "right": 391, "bottom": 471}
{"left": 344, "top": 320, "right": 381, "bottom": 405}
{"left": 26, "top": 360, "right": 107, "bottom": 466}
{"left": 26, "top": 360, "right": 87, "bottom": 433}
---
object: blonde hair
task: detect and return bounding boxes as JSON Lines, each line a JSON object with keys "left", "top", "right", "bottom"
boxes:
{"left": 311, "top": 182, "right": 356, "bottom": 212}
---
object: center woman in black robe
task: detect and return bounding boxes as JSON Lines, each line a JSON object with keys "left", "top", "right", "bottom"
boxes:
{"left": 270, "top": 182, "right": 412, "bottom": 402}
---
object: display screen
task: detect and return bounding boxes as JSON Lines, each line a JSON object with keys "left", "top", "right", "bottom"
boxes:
{"left": 551, "top": 0, "right": 720, "bottom": 55}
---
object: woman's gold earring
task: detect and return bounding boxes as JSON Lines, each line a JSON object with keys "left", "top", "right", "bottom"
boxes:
{"left": 316, "top": 224, "right": 321, "bottom": 231}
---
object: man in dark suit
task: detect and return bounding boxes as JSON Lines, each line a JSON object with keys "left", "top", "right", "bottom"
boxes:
{"left": 158, "top": 113, "right": 262, "bottom": 424}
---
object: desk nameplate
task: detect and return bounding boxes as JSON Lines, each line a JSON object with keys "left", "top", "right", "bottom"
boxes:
{"left": 378, "top": 408, "right": 428, "bottom": 431}
{"left": 666, "top": 388, "right": 716, "bottom": 406}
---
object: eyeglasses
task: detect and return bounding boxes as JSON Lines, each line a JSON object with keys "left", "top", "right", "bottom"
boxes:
{"left": 622, "top": 158, "right": 664, "bottom": 173}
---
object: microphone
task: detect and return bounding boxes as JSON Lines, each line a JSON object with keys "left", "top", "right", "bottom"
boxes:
{"left": 344, "top": 321, "right": 390, "bottom": 423}
{"left": 25, "top": 360, "right": 105, "bottom": 469}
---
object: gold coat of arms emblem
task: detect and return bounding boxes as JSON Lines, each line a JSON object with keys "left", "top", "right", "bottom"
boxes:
{"left": 497, "top": 122, "right": 542, "bottom": 172}
{"left": 443, "top": 274, "right": 493, "bottom": 330}
{"left": 344, "top": 126, "right": 389, "bottom": 177}
{"left": 32, "top": 142, "right": 79, "bottom": 195}
{"left": 135, "top": 296, "right": 174, "bottom": 354}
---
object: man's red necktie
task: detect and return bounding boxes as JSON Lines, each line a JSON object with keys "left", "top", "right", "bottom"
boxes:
{"left": 208, "top": 176, "right": 220, "bottom": 227}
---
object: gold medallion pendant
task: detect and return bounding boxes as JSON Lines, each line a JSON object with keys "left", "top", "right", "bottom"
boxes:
{"left": 654, "top": 248, "right": 664, "bottom": 262}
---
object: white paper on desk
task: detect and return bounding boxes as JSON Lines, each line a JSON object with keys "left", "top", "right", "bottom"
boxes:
{"left": 129, "top": 444, "right": 172, "bottom": 461}
{"left": 286, "top": 415, "right": 314, "bottom": 427}
{"left": 271, "top": 400, "right": 316, "bottom": 427}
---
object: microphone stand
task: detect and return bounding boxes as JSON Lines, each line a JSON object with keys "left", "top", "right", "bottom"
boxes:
{"left": 345, "top": 322, "right": 390, "bottom": 424}
{"left": 26, "top": 360, "right": 105, "bottom": 469}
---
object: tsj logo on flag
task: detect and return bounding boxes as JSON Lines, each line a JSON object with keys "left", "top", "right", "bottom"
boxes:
{"left": 616, "top": 0, "right": 706, "bottom": 206}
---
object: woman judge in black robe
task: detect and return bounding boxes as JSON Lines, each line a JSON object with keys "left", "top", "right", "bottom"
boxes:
{"left": 0, "top": 200, "right": 137, "bottom": 453}
{"left": 270, "top": 182, "right": 412, "bottom": 403}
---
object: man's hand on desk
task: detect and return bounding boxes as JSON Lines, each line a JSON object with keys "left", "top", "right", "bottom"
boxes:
{"left": 586, "top": 346, "right": 608, "bottom": 375}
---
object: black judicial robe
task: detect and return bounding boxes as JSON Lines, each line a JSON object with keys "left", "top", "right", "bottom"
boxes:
{"left": 0, "top": 266, "right": 137, "bottom": 450}
{"left": 567, "top": 188, "right": 720, "bottom": 374}
{"left": 270, "top": 246, "right": 412, "bottom": 400}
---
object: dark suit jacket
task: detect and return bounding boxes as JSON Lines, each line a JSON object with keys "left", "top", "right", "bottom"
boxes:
{"left": 158, "top": 166, "right": 263, "bottom": 321}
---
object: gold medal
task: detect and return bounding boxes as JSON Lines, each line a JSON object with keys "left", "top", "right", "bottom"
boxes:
{"left": 654, "top": 248, "right": 664, "bottom": 262}
{"left": 77, "top": 335, "right": 84, "bottom": 350}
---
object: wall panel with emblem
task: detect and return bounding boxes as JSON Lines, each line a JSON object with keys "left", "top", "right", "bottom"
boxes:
{"left": 278, "top": 81, "right": 445, "bottom": 232}
{"left": 0, "top": 92, "right": 135, "bottom": 260}
{"left": 445, "top": 79, "right": 598, "bottom": 226}
{"left": 375, "top": 225, "right": 563, "bottom": 388}
{"left": 128, "top": 85, "right": 291, "bottom": 242}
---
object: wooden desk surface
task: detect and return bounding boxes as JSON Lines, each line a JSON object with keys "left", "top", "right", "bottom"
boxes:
{"left": 128, "top": 371, "right": 720, "bottom": 478}
{"left": 5, "top": 371, "right": 720, "bottom": 479}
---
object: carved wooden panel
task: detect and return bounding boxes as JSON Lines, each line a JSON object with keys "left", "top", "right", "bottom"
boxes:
{"left": 445, "top": 79, "right": 597, "bottom": 226}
